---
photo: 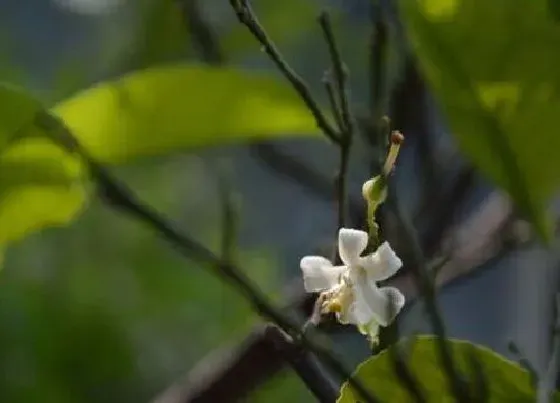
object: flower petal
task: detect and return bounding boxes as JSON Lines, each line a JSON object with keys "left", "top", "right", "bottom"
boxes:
{"left": 335, "top": 284, "right": 357, "bottom": 324}
{"left": 338, "top": 228, "right": 368, "bottom": 267}
{"left": 359, "top": 241, "right": 403, "bottom": 282}
{"left": 300, "top": 256, "right": 344, "bottom": 292}
{"left": 351, "top": 273, "right": 405, "bottom": 326}
{"left": 378, "top": 287, "right": 406, "bottom": 323}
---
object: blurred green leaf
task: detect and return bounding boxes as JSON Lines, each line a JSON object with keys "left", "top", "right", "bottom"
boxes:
{"left": 0, "top": 139, "right": 86, "bottom": 244}
{"left": 0, "top": 84, "right": 42, "bottom": 148}
{"left": 0, "top": 84, "right": 86, "bottom": 245}
{"left": 338, "top": 336, "right": 552, "bottom": 402}
{"left": 400, "top": 0, "right": 560, "bottom": 240}
{"left": 52, "top": 64, "right": 320, "bottom": 164}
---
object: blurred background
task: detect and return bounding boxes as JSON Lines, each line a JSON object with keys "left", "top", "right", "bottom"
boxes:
{"left": 1, "top": 0, "right": 558, "bottom": 402}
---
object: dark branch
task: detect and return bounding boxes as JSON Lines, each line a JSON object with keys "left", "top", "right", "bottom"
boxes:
{"left": 264, "top": 324, "right": 339, "bottom": 403}
{"left": 215, "top": 172, "right": 238, "bottom": 263}
{"left": 538, "top": 293, "right": 560, "bottom": 403}
{"left": 507, "top": 341, "right": 539, "bottom": 386}
{"left": 229, "top": 0, "right": 341, "bottom": 144}
{"left": 318, "top": 12, "right": 355, "bottom": 253}
{"left": 318, "top": 12, "right": 354, "bottom": 140}
{"left": 323, "top": 77, "right": 345, "bottom": 132}
{"left": 38, "top": 111, "right": 378, "bottom": 403}
{"left": 179, "top": 0, "right": 224, "bottom": 64}
{"left": 153, "top": 326, "right": 285, "bottom": 403}
{"left": 154, "top": 186, "right": 526, "bottom": 402}
{"left": 391, "top": 198, "right": 472, "bottom": 403}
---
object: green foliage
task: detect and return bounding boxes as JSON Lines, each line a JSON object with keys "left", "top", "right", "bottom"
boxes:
{"left": 0, "top": 62, "right": 324, "bottom": 249}
{"left": 0, "top": 83, "right": 41, "bottom": 148}
{"left": 399, "top": 0, "right": 560, "bottom": 240}
{"left": 0, "top": 158, "right": 283, "bottom": 402}
{"left": 128, "top": 0, "right": 188, "bottom": 69}
{"left": 338, "top": 335, "right": 558, "bottom": 402}
{"left": 0, "top": 84, "right": 86, "bottom": 246}
{"left": 52, "top": 64, "right": 320, "bottom": 164}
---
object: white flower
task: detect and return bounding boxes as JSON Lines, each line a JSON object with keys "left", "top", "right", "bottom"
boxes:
{"left": 300, "top": 228, "right": 405, "bottom": 339}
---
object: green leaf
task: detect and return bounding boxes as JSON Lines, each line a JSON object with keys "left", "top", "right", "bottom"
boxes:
{"left": 338, "top": 336, "right": 551, "bottom": 402}
{"left": 0, "top": 84, "right": 86, "bottom": 245}
{"left": 399, "top": 0, "right": 560, "bottom": 240}
{"left": 0, "top": 83, "right": 42, "bottom": 148}
{"left": 52, "top": 64, "right": 320, "bottom": 164}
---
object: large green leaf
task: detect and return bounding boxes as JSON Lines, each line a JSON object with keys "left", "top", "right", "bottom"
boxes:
{"left": 338, "top": 336, "right": 554, "bottom": 402}
{"left": 399, "top": 0, "right": 560, "bottom": 240}
{"left": 0, "top": 84, "right": 86, "bottom": 245}
{"left": 52, "top": 64, "right": 320, "bottom": 164}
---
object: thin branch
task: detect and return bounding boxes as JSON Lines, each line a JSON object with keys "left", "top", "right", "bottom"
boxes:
{"left": 391, "top": 198, "right": 472, "bottom": 403}
{"left": 368, "top": 3, "right": 389, "bottom": 126}
{"left": 538, "top": 293, "right": 560, "bottom": 403}
{"left": 323, "top": 75, "right": 345, "bottom": 131}
{"left": 38, "top": 111, "right": 378, "bottom": 403}
{"left": 318, "top": 11, "right": 355, "bottom": 243}
{"left": 179, "top": 0, "right": 224, "bottom": 64}
{"left": 153, "top": 325, "right": 284, "bottom": 402}
{"left": 389, "top": 342, "right": 427, "bottom": 403}
{"left": 179, "top": 0, "right": 356, "bottom": 230}
{"left": 465, "top": 345, "right": 490, "bottom": 402}
{"left": 264, "top": 324, "right": 339, "bottom": 403}
{"left": 229, "top": 0, "right": 341, "bottom": 145}
{"left": 215, "top": 172, "right": 238, "bottom": 263}
{"left": 155, "top": 188, "right": 525, "bottom": 403}
{"left": 318, "top": 12, "right": 354, "bottom": 140}
{"left": 507, "top": 341, "right": 539, "bottom": 387}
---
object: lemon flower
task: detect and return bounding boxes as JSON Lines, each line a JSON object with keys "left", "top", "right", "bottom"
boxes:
{"left": 300, "top": 228, "right": 405, "bottom": 341}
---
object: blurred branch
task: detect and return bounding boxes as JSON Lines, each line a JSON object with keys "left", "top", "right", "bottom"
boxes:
{"left": 179, "top": 0, "right": 224, "bottom": 64}
{"left": 323, "top": 78, "right": 345, "bottom": 131}
{"left": 368, "top": 1, "right": 389, "bottom": 143}
{"left": 264, "top": 324, "right": 339, "bottom": 402}
{"left": 318, "top": 13, "right": 353, "bottom": 140}
{"left": 178, "top": 0, "right": 358, "bottom": 226}
{"left": 391, "top": 197, "right": 471, "bottom": 403}
{"left": 318, "top": 12, "right": 354, "bottom": 236}
{"left": 215, "top": 173, "right": 238, "bottom": 263}
{"left": 249, "top": 142, "right": 362, "bottom": 217}
{"left": 153, "top": 191, "right": 527, "bottom": 402}
{"left": 465, "top": 345, "right": 490, "bottom": 402}
{"left": 228, "top": 0, "right": 341, "bottom": 145}
{"left": 39, "top": 112, "right": 377, "bottom": 403}
{"left": 154, "top": 325, "right": 284, "bottom": 403}
{"left": 508, "top": 341, "right": 539, "bottom": 386}
{"left": 154, "top": 44, "right": 525, "bottom": 403}
{"left": 388, "top": 340, "right": 426, "bottom": 403}
{"left": 538, "top": 293, "right": 560, "bottom": 403}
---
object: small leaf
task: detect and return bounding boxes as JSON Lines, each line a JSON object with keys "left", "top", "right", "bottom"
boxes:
{"left": 52, "top": 64, "right": 321, "bottom": 164}
{"left": 0, "top": 84, "right": 86, "bottom": 245}
{"left": 338, "top": 336, "right": 552, "bottom": 402}
{"left": 399, "top": 0, "right": 560, "bottom": 241}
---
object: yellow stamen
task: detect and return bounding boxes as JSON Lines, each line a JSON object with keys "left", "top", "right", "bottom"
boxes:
{"left": 327, "top": 300, "right": 343, "bottom": 313}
